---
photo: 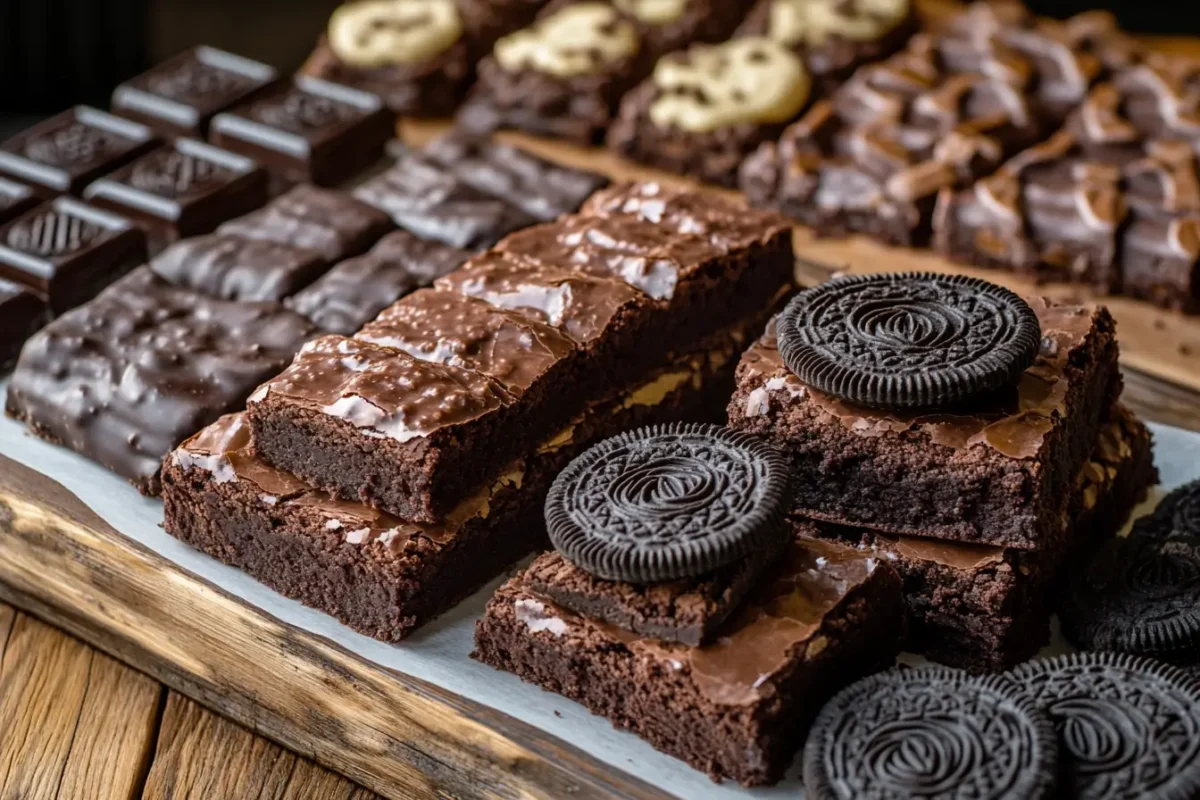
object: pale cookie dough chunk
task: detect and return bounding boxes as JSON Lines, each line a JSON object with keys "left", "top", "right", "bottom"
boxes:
{"left": 769, "top": 0, "right": 910, "bottom": 46}
{"left": 329, "top": 0, "right": 464, "bottom": 67}
{"left": 614, "top": 0, "right": 690, "bottom": 26}
{"left": 495, "top": 3, "right": 641, "bottom": 78}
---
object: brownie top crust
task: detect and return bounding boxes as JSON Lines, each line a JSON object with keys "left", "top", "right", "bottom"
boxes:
{"left": 736, "top": 294, "right": 1107, "bottom": 461}
{"left": 511, "top": 530, "right": 882, "bottom": 706}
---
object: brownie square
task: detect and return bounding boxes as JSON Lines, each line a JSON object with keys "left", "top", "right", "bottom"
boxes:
{"left": 0, "top": 177, "right": 39, "bottom": 226}
{"left": 352, "top": 150, "right": 537, "bottom": 250}
{"left": 0, "top": 278, "right": 49, "bottom": 371}
{"left": 82, "top": 139, "right": 269, "bottom": 255}
{"left": 0, "top": 107, "right": 160, "bottom": 195}
{"left": 4, "top": 268, "right": 317, "bottom": 494}
{"left": 217, "top": 185, "right": 393, "bottom": 262}
{"left": 287, "top": 230, "right": 471, "bottom": 335}
{"left": 473, "top": 532, "right": 904, "bottom": 786}
{"left": 817, "top": 404, "right": 1156, "bottom": 672}
{"left": 209, "top": 76, "right": 395, "bottom": 190}
{"left": 727, "top": 296, "right": 1121, "bottom": 550}
{"left": 149, "top": 234, "right": 328, "bottom": 303}
{"left": 423, "top": 132, "right": 610, "bottom": 221}
{"left": 1120, "top": 215, "right": 1200, "bottom": 313}
{"left": 111, "top": 46, "right": 280, "bottom": 137}
{"left": 0, "top": 197, "right": 147, "bottom": 315}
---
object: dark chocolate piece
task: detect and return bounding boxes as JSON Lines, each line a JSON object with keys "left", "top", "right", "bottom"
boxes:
{"left": 0, "top": 278, "right": 49, "bottom": 371}
{"left": 217, "top": 184, "right": 393, "bottom": 262}
{"left": 352, "top": 150, "right": 536, "bottom": 250}
{"left": 0, "top": 197, "right": 147, "bottom": 315}
{"left": 0, "top": 107, "right": 159, "bottom": 195}
{"left": 82, "top": 139, "right": 269, "bottom": 255}
{"left": 775, "top": 272, "right": 1042, "bottom": 410}
{"left": 802, "top": 665, "right": 1059, "bottom": 800}
{"left": 0, "top": 176, "right": 39, "bottom": 225}
{"left": 287, "top": 230, "right": 470, "bottom": 334}
{"left": 546, "top": 422, "right": 790, "bottom": 582}
{"left": 1011, "top": 653, "right": 1200, "bottom": 800}
{"left": 149, "top": 234, "right": 327, "bottom": 302}
{"left": 4, "top": 268, "right": 318, "bottom": 495}
{"left": 111, "top": 45, "right": 279, "bottom": 137}
{"left": 209, "top": 76, "right": 395, "bottom": 189}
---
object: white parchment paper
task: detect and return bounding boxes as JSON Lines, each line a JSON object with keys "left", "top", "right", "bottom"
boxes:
{"left": 1, "top": 380, "right": 1197, "bottom": 799}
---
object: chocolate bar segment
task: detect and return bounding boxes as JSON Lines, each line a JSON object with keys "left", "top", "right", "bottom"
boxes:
{"left": 111, "top": 46, "right": 279, "bottom": 137}
{"left": 209, "top": 76, "right": 394, "bottom": 190}
{"left": 82, "top": 139, "right": 269, "bottom": 255}
{"left": 0, "top": 177, "right": 39, "bottom": 226}
{"left": 5, "top": 268, "right": 317, "bottom": 495}
{"left": 149, "top": 234, "right": 328, "bottom": 303}
{"left": 0, "top": 107, "right": 159, "bottom": 195}
{"left": 0, "top": 197, "right": 147, "bottom": 314}
{"left": 0, "top": 279, "right": 49, "bottom": 371}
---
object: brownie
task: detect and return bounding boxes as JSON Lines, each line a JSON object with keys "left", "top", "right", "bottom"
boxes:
{"left": 458, "top": 0, "right": 757, "bottom": 144}
{"left": 4, "top": 268, "right": 317, "bottom": 495}
{"left": 1070, "top": 57, "right": 1200, "bottom": 154}
{"left": 740, "top": 37, "right": 1041, "bottom": 246}
{"left": 423, "top": 132, "right": 609, "bottom": 221}
{"left": 0, "top": 107, "right": 159, "bottom": 196}
{"left": 0, "top": 279, "right": 49, "bottom": 372}
{"left": 163, "top": 319, "right": 754, "bottom": 641}
{"left": 0, "top": 177, "right": 39, "bottom": 226}
{"left": 727, "top": 296, "right": 1121, "bottom": 550}
{"left": 287, "top": 230, "right": 471, "bottom": 334}
{"left": 82, "top": 139, "right": 269, "bottom": 255}
{"left": 1120, "top": 215, "right": 1200, "bottom": 313}
{"left": 217, "top": 184, "right": 393, "bottom": 262}
{"left": 0, "top": 197, "right": 148, "bottom": 315}
{"left": 303, "top": 0, "right": 547, "bottom": 117}
{"left": 818, "top": 404, "right": 1156, "bottom": 672}
{"left": 352, "top": 150, "right": 537, "bottom": 250}
{"left": 472, "top": 531, "right": 904, "bottom": 786}
{"left": 111, "top": 46, "right": 280, "bottom": 137}
{"left": 209, "top": 76, "right": 395, "bottom": 190}
{"left": 149, "top": 234, "right": 328, "bottom": 303}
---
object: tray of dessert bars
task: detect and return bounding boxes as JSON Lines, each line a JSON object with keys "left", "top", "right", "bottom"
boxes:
{"left": 4, "top": 0, "right": 1200, "bottom": 798}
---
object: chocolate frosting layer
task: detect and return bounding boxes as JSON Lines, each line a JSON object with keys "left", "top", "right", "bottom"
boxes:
{"left": 150, "top": 233, "right": 327, "bottom": 302}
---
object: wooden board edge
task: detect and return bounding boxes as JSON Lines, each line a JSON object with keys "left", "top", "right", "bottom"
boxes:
{"left": 0, "top": 453, "right": 670, "bottom": 800}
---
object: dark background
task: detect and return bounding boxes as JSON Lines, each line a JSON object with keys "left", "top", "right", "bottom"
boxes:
{"left": 0, "top": 0, "right": 1197, "bottom": 123}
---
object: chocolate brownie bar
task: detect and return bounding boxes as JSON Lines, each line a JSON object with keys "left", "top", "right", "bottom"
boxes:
{"left": 209, "top": 76, "right": 394, "bottom": 190}
{"left": 727, "top": 296, "right": 1120, "bottom": 550}
{"left": 111, "top": 46, "right": 279, "bottom": 137}
{"left": 0, "top": 107, "right": 159, "bottom": 196}
{"left": 740, "top": 37, "right": 1040, "bottom": 246}
{"left": 423, "top": 132, "right": 609, "bottom": 220}
{"left": 473, "top": 531, "right": 904, "bottom": 786}
{"left": 1070, "top": 57, "right": 1200, "bottom": 155}
{"left": 1121, "top": 215, "right": 1200, "bottom": 313}
{"left": 82, "top": 139, "right": 269, "bottom": 255}
{"left": 352, "top": 150, "right": 537, "bottom": 250}
{"left": 459, "top": 0, "right": 757, "bottom": 144}
{"left": 163, "top": 320, "right": 752, "bottom": 641}
{"left": 149, "top": 235, "right": 328, "bottom": 303}
{"left": 0, "top": 279, "right": 49, "bottom": 372}
{"left": 0, "top": 177, "right": 38, "bottom": 226}
{"left": 217, "top": 185, "right": 393, "bottom": 262}
{"left": 0, "top": 197, "right": 147, "bottom": 315}
{"left": 819, "top": 405, "right": 1156, "bottom": 672}
{"left": 304, "top": 0, "right": 547, "bottom": 117}
{"left": 5, "top": 268, "right": 317, "bottom": 494}
{"left": 287, "top": 230, "right": 471, "bottom": 334}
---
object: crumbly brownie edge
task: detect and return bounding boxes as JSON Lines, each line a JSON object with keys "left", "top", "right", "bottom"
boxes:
{"left": 471, "top": 563, "right": 903, "bottom": 786}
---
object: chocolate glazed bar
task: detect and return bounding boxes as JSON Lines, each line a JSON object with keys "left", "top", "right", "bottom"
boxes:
{"left": 458, "top": 0, "right": 757, "bottom": 144}
{"left": 247, "top": 182, "right": 794, "bottom": 524}
{"left": 304, "top": 0, "right": 549, "bottom": 117}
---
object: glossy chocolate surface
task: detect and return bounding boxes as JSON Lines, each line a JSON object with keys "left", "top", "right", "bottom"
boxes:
{"left": 0, "top": 278, "right": 49, "bottom": 370}
{"left": 149, "top": 233, "right": 327, "bottom": 302}
{"left": 0, "top": 176, "right": 39, "bottom": 226}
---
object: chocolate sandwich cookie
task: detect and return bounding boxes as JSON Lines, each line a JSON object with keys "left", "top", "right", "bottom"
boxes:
{"left": 802, "top": 665, "right": 1059, "bottom": 800}
{"left": 545, "top": 423, "right": 790, "bottom": 583}
{"left": 775, "top": 272, "right": 1042, "bottom": 410}
{"left": 1060, "top": 534, "right": 1200, "bottom": 664}
{"left": 1133, "top": 479, "right": 1200, "bottom": 541}
{"left": 1011, "top": 652, "right": 1200, "bottom": 800}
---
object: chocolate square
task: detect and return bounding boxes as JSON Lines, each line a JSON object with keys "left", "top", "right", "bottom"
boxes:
{"left": 0, "top": 177, "right": 39, "bottom": 225}
{"left": 0, "top": 197, "right": 147, "bottom": 315}
{"left": 111, "top": 46, "right": 280, "bottom": 137}
{"left": 0, "top": 278, "right": 49, "bottom": 371}
{"left": 82, "top": 139, "right": 269, "bottom": 255}
{"left": 0, "top": 107, "right": 160, "bottom": 195}
{"left": 209, "top": 76, "right": 394, "bottom": 189}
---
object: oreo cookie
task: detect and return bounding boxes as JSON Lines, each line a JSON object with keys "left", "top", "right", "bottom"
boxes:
{"left": 1011, "top": 652, "right": 1200, "bottom": 800}
{"left": 1132, "top": 479, "right": 1200, "bottom": 541}
{"left": 545, "top": 423, "right": 790, "bottom": 583}
{"left": 1059, "top": 534, "right": 1200, "bottom": 664}
{"left": 775, "top": 273, "right": 1042, "bottom": 410}
{"left": 802, "top": 665, "right": 1058, "bottom": 800}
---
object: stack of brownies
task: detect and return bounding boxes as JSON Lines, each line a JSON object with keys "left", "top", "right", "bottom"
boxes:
{"left": 158, "top": 181, "right": 798, "bottom": 640}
